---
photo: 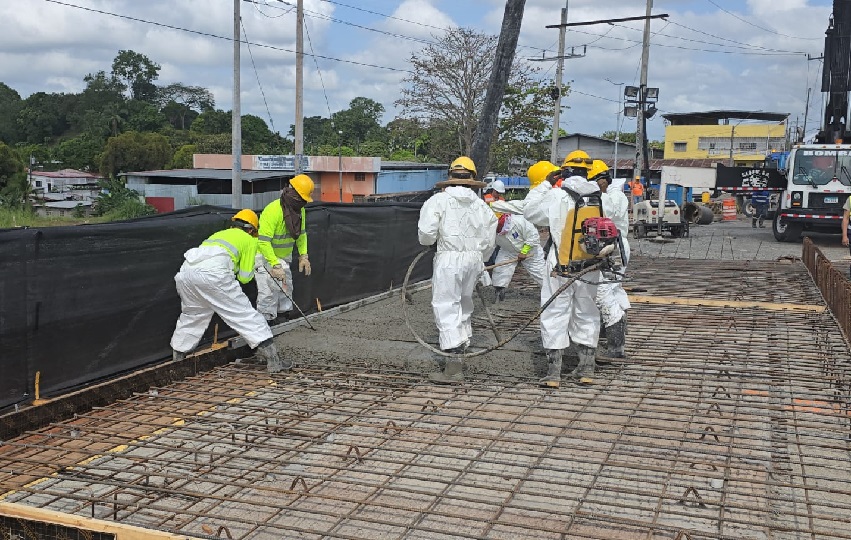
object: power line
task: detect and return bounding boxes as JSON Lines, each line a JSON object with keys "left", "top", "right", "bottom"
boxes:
{"left": 42, "top": 0, "right": 414, "bottom": 74}
{"left": 616, "top": 21, "right": 809, "bottom": 54}
{"left": 705, "top": 0, "right": 822, "bottom": 40}
{"left": 303, "top": 16, "right": 334, "bottom": 118}
{"left": 241, "top": 19, "right": 277, "bottom": 132}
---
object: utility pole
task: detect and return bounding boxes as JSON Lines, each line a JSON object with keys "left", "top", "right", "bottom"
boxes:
{"left": 231, "top": 0, "right": 242, "bottom": 210}
{"left": 469, "top": 0, "right": 527, "bottom": 176}
{"left": 550, "top": 1, "right": 568, "bottom": 163}
{"left": 294, "top": 0, "right": 304, "bottom": 174}
{"left": 635, "top": 0, "right": 653, "bottom": 190}
{"left": 802, "top": 87, "right": 811, "bottom": 142}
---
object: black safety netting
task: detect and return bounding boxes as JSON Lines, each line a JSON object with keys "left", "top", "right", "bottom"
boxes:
{"left": 0, "top": 203, "right": 432, "bottom": 410}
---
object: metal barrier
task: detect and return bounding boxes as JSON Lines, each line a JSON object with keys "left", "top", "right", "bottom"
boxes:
{"left": 803, "top": 237, "right": 851, "bottom": 341}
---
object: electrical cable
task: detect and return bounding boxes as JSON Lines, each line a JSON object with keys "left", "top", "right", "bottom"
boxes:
{"left": 42, "top": 0, "right": 414, "bottom": 74}
{"left": 401, "top": 248, "right": 602, "bottom": 358}
{"left": 705, "top": 0, "right": 822, "bottom": 40}
{"left": 241, "top": 19, "right": 277, "bottom": 133}
{"left": 303, "top": 16, "right": 334, "bottom": 118}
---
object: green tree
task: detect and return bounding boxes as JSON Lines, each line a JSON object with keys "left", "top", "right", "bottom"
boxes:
{"left": 195, "top": 133, "right": 231, "bottom": 155}
{"left": 191, "top": 109, "right": 231, "bottom": 135}
{"left": 171, "top": 144, "right": 197, "bottom": 169}
{"left": 125, "top": 100, "right": 167, "bottom": 132}
{"left": 0, "top": 142, "right": 25, "bottom": 191}
{"left": 241, "top": 114, "right": 273, "bottom": 153}
{"left": 332, "top": 97, "right": 385, "bottom": 149}
{"left": 16, "top": 92, "right": 73, "bottom": 144}
{"left": 55, "top": 135, "right": 103, "bottom": 171}
{"left": 93, "top": 177, "right": 155, "bottom": 218}
{"left": 157, "top": 83, "right": 214, "bottom": 129}
{"left": 601, "top": 131, "right": 637, "bottom": 144}
{"left": 0, "top": 83, "right": 23, "bottom": 144}
{"left": 289, "top": 116, "right": 334, "bottom": 154}
{"left": 358, "top": 140, "right": 386, "bottom": 157}
{"left": 111, "top": 50, "right": 160, "bottom": 102}
{"left": 490, "top": 79, "right": 554, "bottom": 173}
{"left": 317, "top": 144, "right": 355, "bottom": 157}
{"left": 98, "top": 131, "right": 172, "bottom": 177}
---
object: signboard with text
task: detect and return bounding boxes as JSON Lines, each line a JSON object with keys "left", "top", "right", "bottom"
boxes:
{"left": 253, "top": 155, "right": 311, "bottom": 171}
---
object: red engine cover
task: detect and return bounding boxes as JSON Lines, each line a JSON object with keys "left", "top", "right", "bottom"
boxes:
{"left": 582, "top": 217, "right": 619, "bottom": 239}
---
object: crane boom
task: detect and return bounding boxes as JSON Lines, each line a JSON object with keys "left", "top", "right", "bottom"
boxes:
{"left": 817, "top": 0, "right": 851, "bottom": 143}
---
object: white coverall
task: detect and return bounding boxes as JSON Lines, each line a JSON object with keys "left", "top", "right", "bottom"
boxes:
{"left": 524, "top": 178, "right": 602, "bottom": 350}
{"left": 171, "top": 245, "right": 272, "bottom": 352}
{"left": 492, "top": 214, "right": 545, "bottom": 288}
{"left": 597, "top": 180, "right": 632, "bottom": 327}
{"left": 418, "top": 186, "right": 498, "bottom": 350}
{"left": 255, "top": 253, "right": 293, "bottom": 318}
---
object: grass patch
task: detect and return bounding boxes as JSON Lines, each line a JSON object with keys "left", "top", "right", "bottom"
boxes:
{"left": 0, "top": 208, "right": 111, "bottom": 229}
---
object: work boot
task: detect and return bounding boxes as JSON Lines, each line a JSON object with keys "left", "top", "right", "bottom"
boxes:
{"left": 758, "top": 217, "right": 765, "bottom": 228}
{"left": 429, "top": 349, "right": 464, "bottom": 384}
{"left": 569, "top": 344, "right": 596, "bottom": 379}
{"left": 539, "top": 349, "right": 563, "bottom": 388}
{"left": 172, "top": 350, "right": 186, "bottom": 362}
{"left": 258, "top": 338, "right": 292, "bottom": 373}
{"left": 597, "top": 318, "right": 627, "bottom": 365}
{"left": 751, "top": 219, "right": 757, "bottom": 228}
{"left": 494, "top": 287, "right": 506, "bottom": 302}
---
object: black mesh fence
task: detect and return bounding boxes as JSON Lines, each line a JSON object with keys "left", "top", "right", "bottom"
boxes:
{"left": 0, "top": 203, "right": 431, "bottom": 410}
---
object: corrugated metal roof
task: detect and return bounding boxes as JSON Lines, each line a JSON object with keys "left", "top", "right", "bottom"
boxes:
{"left": 380, "top": 161, "right": 448, "bottom": 170}
{"left": 662, "top": 110, "right": 789, "bottom": 123}
{"left": 30, "top": 169, "right": 101, "bottom": 179}
{"left": 121, "top": 169, "right": 291, "bottom": 181}
{"left": 604, "top": 158, "right": 727, "bottom": 169}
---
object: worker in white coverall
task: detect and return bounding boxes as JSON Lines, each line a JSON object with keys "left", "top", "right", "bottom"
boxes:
{"left": 170, "top": 210, "right": 288, "bottom": 373}
{"left": 588, "top": 160, "right": 631, "bottom": 363}
{"left": 255, "top": 174, "right": 314, "bottom": 322}
{"left": 418, "top": 156, "right": 498, "bottom": 384}
{"left": 491, "top": 161, "right": 560, "bottom": 217}
{"left": 491, "top": 211, "right": 545, "bottom": 301}
{"left": 524, "top": 155, "right": 602, "bottom": 387}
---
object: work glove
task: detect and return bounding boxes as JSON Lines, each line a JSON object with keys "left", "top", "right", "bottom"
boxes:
{"left": 298, "top": 254, "right": 312, "bottom": 276}
{"left": 517, "top": 252, "right": 529, "bottom": 261}
{"left": 269, "top": 264, "right": 286, "bottom": 280}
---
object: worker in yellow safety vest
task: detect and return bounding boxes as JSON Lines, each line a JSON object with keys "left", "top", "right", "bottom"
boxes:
{"left": 170, "top": 210, "right": 287, "bottom": 372}
{"left": 255, "top": 174, "right": 314, "bottom": 322}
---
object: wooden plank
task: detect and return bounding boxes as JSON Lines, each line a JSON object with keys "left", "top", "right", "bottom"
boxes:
{"left": 0, "top": 501, "right": 190, "bottom": 539}
{"left": 627, "top": 294, "right": 826, "bottom": 313}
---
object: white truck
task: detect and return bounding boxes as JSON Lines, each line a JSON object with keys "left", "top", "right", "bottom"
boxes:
{"left": 772, "top": 145, "right": 851, "bottom": 242}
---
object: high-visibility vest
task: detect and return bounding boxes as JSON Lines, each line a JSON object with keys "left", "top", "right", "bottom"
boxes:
{"left": 201, "top": 228, "right": 258, "bottom": 284}
{"left": 257, "top": 199, "right": 307, "bottom": 267}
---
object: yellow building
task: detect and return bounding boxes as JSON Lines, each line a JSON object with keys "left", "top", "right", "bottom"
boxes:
{"left": 662, "top": 111, "right": 789, "bottom": 166}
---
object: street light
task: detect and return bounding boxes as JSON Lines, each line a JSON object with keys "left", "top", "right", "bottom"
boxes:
{"left": 605, "top": 78, "right": 625, "bottom": 181}
{"left": 337, "top": 129, "right": 343, "bottom": 203}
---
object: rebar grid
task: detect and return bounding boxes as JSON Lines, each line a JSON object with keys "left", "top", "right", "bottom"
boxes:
{"left": 1, "top": 259, "right": 850, "bottom": 540}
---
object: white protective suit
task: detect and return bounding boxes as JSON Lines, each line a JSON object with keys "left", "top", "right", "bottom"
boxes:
{"left": 490, "top": 198, "right": 526, "bottom": 216}
{"left": 254, "top": 253, "right": 293, "bottom": 319}
{"left": 597, "top": 179, "right": 632, "bottom": 327}
{"left": 523, "top": 178, "right": 602, "bottom": 350}
{"left": 492, "top": 213, "right": 545, "bottom": 288}
{"left": 171, "top": 245, "right": 272, "bottom": 352}
{"left": 418, "top": 186, "right": 498, "bottom": 350}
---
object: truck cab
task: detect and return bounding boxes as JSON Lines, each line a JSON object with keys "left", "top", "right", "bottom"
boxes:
{"left": 773, "top": 145, "right": 851, "bottom": 241}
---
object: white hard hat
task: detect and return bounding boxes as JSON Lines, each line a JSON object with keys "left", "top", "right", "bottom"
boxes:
{"left": 490, "top": 179, "right": 506, "bottom": 193}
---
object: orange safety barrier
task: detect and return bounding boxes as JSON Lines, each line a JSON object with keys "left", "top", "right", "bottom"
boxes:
{"left": 721, "top": 198, "right": 737, "bottom": 221}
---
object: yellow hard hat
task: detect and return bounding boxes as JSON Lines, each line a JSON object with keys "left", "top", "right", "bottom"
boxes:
{"left": 290, "top": 174, "right": 314, "bottom": 203}
{"left": 588, "top": 159, "right": 610, "bottom": 181}
{"left": 232, "top": 209, "right": 259, "bottom": 230}
{"left": 562, "top": 150, "right": 593, "bottom": 169}
{"left": 527, "top": 160, "right": 560, "bottom": 188}
{"left": 449, "top": 156, "right": 477, "bottom": 178}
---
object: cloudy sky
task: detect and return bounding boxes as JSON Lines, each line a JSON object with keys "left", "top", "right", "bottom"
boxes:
{"left": 0, "top": 0, "right": 833, "bottom": 141}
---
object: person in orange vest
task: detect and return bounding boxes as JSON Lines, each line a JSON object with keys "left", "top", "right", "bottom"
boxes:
{"left": 628, "top": 178, "right": 644, "bottom": 204}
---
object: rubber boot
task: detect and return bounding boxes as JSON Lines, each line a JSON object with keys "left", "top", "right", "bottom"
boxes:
{"left": 597, "top": 318, "right": 626, "bottom": 364}
{"left": 172, "top": 350, "right": 186, "bottom": 362}
{"left": 494, "top": 287, "right": 506, "bottom": 302}
{"left": 258, "top": 339, "right": 291, "bottom": 373}
{"left": 751, "top": 218, "right": 757, "bottom": 228}
{"left": 539, "top": 349, "right": 563, "bottom": 388}
{"left": 758, "top": 217, "right": 765, "bottom": 228}
{"left": 569, "top": 344, "right": 596, "bottom": 380}
{"left": 429, "top": 348, "right": 464, "bottom": 384}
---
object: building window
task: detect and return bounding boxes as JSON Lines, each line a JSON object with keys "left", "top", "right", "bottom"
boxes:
{"left": 35, "top": 180, "right": 42, "bottom": 187}
{"left": 354, "top": 173, "right": 366, "bottom": 182}
{"left": 673, "top": 142, "right": 687, "bottom": 152}
{"left": 738, "top": 142, "right": 757, "bottom": 151}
